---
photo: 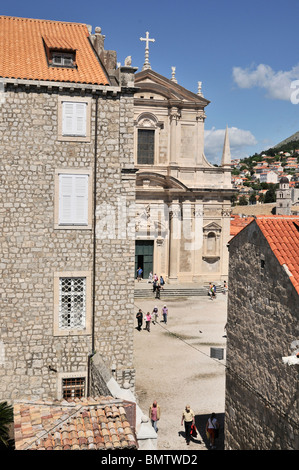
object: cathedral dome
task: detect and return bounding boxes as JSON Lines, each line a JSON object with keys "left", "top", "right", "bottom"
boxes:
{"left": 279, "top": 176, "right": 289, "bottom": 184}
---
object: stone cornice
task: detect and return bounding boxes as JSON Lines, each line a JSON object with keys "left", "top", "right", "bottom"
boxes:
{"left": 1, "top": 77, "right": 128, "bottom": 96}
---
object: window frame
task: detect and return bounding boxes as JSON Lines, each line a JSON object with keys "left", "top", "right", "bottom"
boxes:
{"left": 137, "top": 128, "right": 155, "bottom": 165}
{"left": 57, "top": 96, "right": 91, "bottom": 142}
{"left": 134, "top": 112, "right": 163, "bottom": 166}
{"left": 54, "top": 168, "right": 92, "bottom": 230}
{"left": 57, "top": 371, "right": 87, "bottom": 400}
{"left": 53, "top": 271, "right": 92, "bottom": 337}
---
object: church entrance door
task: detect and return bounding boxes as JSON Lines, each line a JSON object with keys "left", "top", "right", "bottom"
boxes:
{"left": 135, "top": 240, "right": 154, "bottom": 280}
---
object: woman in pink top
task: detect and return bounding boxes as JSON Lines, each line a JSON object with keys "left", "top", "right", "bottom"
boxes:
{"left": 149, "top": 401, "right": 160, "bottom": 432}
{"left": 145, "top": 312, "right": 151, "bottom": 332}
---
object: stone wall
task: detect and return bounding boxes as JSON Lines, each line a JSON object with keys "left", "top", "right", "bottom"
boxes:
{"left": 225, "top": 221, "right": 299, "bottom": 449}
{"left": 0, "top": 83, "right": 136, "bottom": 401}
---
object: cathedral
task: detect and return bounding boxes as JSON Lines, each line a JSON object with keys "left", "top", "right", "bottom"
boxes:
{"left": 134, "top": 33, "right": 234, "bottom": 283}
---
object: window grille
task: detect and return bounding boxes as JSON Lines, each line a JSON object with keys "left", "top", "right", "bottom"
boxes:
{"left": 59, "top": 277, "right": 86, "bottom": 329}
{"left": 137, "top": 129, "right": 155, "bottom": 164}
{"left": 62, "top": 377, "right": 85, "bottom": 399}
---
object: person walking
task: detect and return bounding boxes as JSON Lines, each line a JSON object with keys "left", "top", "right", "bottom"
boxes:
{"left": 137, "top": 267, "right": 143, "bottom": 282}
{"left": 223, "top": 280, "right": 228, "bottom": 295}
{"left": 206, "top": 412, "right": 219, "bottom": 449}
{"left": 136, "top": 309, "right": 143, "bottom": 331}
{"left": 161, "top": 305, "right": 168, "bottom": 324}
{"left": 155, "top": 283, "right": 161, "bottom": 299}
{"left": 145, "top": 312, "right": 151, "bottom": 332}
{"left": 149, "top": 400, "right": 160, "bottom": 432}
{"left": 181, "top": 405, "right": 195, "bottom": 445}
{"left": 152, "top": 306, "right": 159, "bottom": 324}
{"left": 212, "top": 284, "right": 217, "bottom": 299}
{"left": 208, "top": 282, "right": 213, "bottom": 300}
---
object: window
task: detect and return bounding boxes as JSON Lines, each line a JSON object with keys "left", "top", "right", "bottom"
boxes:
{"left": 57, "top": 96, "right": 91, "bottom": 142}
{"left": 62, "top": 101, "right": 87, "bottom": 137}
{"left": 53, "top": 271, "right": 91, "bottom": 337}
{"left": 59, "top": 277, "right": 86, "bottom": 330}
{"left": 62, "top": 377, "right": 86, "bottom": 399}
{"left": 137, "top": 129, "right": 155, "bottom": 164}
{"left": 58, "top": 173, "right": 89, "bottom": 226}
{"left": 52, "top": 52, "right": 75, "bottom": 67}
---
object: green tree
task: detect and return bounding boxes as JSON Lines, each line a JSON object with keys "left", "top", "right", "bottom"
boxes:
{"left": 231, "top": 194, "right": 238, "bottom": 206}
{"left": 264, "top": 187, "right": 276, "bottom": 203}
{"left": 238, "top": 195, "right": 248, "bottom": 205}
{"left": 0, "top": 401, "right": 13, "bottom": 448}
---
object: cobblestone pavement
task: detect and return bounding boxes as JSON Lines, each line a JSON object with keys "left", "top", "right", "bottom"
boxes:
{"left": 133, "top": 288, "right": 227, "bottom": 451}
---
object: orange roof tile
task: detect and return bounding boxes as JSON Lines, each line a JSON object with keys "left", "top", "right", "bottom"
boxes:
{"left": 0, "top": 16, "right": 109, "bottom": 85}
{"left": 13, "top": 397, "right": 138, "bottom": 450}
{"left": 230, "top": 215, "right": 254, "bottom": 236}
{"left": 255, "top": 215, "right": 299, "bottom": 294}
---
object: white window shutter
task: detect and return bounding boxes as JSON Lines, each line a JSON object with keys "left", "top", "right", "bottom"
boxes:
{"left": 59, "top": 174, "right": 89, "bottom": 225}
{"left": 62, "top": 102, "right": 87, "bottom": 136}
{"left": 75, "top": 103, "right": 87, "bottom": 136}
{"left": 59, "top": 174, "right": 73, "bottom": 224}
{"left": 73, "top": 175, "right": 88, "bottom": 224}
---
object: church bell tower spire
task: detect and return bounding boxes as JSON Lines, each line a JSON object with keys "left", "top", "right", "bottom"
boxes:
{"left": 221, "top": 125, "right": 231, "bottom": 167}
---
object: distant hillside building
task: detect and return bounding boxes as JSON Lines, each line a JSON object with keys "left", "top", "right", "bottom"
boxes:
{"left": 225, "top": 215, "right": 299, "bottom": 450}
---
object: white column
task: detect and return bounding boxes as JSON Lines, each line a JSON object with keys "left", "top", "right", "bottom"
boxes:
{"left": 168, "top": 203, "right": 180, "bottom": 283}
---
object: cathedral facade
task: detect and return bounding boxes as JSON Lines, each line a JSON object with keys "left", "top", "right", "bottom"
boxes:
{"left": 133, "top": 65, "right": 234, "bottom": 283}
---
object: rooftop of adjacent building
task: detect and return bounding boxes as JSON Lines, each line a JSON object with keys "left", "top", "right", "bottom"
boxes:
{"left": 0, "top": 16, "right": 109, "bottom": 86}
{"left": 230, "top": 214, "right": 299, "bottom": 295}
{"left": 13, "top": 397, "right": 137, "bottom": 450}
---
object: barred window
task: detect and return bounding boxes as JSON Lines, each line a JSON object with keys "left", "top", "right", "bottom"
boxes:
{"left": 62, "top": 377, "right": 85, "bottom": 399}
{"left": 59, "top": 277, "right": 86, "bottom": 330}
{"left": 137, "top": 129, "right": 155, "bottom": 164}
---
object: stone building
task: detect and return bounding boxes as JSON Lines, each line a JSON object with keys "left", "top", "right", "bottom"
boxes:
{"left": 225, "top": 215, "right": 299, "bottom": 450}
{"left": 133, "top": 37, "right": 235, "bottom": 283}
{"left": 276, "top": 176, "right": 292, "bottom": 215}
{"left": 0, "top": 16, "right": 138, "bottom": 401}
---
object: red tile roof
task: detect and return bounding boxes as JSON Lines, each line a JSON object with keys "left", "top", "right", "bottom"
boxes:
{"left": 13, "top": 397, "right": 138, "bottom": 450}
{"left": 0, "top": 16, "right": 109, "bottom": 85}
{"left": 230, "top": 215, "right": 254, "bottom": 236}
{"left": 255, "top": 216, "right": 299, "bottom": 294}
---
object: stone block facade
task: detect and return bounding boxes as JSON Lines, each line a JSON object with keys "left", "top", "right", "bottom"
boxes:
{"left": 225, "top": 219, "right": 299, "bottom": 449}
{"left": 0, "top": 80, "right": 137, "bottom": 401}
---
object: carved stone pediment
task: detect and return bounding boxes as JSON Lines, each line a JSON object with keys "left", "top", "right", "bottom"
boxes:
{"left": 203, "top": 221, "right": 222, "bottom": 232}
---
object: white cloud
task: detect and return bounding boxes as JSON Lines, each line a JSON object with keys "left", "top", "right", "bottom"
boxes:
{"left": 204, "top": 127, "right": 257, "bottom": 163}
{"left": 232, "top": 63, "right": 299, "bottom": 101}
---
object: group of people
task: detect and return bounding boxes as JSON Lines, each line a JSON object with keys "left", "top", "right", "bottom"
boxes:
{"left": 136, "top": 305, "right": 169, "bottom": 332}
{"left": 181, "top": 405, "right": 220, "bottom": 448}
{"left": 149, "top": 401, "right": 220, "bottom": 449}
{"left": 150, "top": 273, "right": 165, "bottom": 299}
{"left": 208, "top": 281, "right": 228, "bottom": 300}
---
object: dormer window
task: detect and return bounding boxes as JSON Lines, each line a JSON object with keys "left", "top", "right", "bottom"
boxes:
{"left": 43, "top": 36, "right": 77, "bottom": 68}
{"left": 52, "top": 52, "right": 75, "bottom": 67}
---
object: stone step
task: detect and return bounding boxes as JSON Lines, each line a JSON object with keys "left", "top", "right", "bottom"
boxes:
{"left": 134, "top": 287, "right": 224, "bottom": 298}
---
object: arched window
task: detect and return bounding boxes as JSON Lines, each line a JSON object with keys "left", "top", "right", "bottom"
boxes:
{"left": 135, "top": 113, "right": 163, "bottom": 165}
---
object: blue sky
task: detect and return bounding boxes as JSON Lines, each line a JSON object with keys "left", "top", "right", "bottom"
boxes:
{"left": 2, "top": 0, "right": 299, "bottom": 163}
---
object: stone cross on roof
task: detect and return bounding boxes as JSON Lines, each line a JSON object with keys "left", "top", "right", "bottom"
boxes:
{"left": 140, "top": 31, "right": 155, "bottom": 70}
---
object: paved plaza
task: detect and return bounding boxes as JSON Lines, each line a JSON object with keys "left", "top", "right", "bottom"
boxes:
{"left": 133, "top": 284, "right": 228, "bottom": 451}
